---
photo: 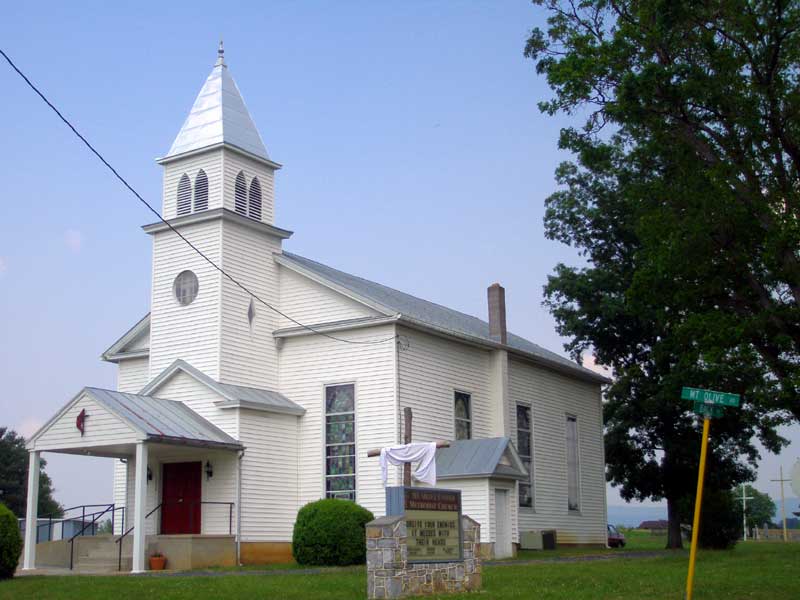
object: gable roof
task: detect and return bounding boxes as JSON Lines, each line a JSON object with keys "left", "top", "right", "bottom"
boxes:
{"left": 161, "top": 50, "right": 271, "bottom": 163}
{"left": 141, "top": 359, "right": 305, "bottom": 416}
{"left": 101, "top": 313, "right": 150, "bottom": 362}
{"left": 436, "top": 437, "right": 529, "bottom": 481}
{"left": 276, "top": 252, "right": 608, "bottom": 384}
{"left": 28, "top": 387, "right": 242, "bottom": 451}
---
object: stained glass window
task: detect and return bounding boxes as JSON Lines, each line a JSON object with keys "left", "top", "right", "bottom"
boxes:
{"left": 517, "top": 405, "right": 533, "bottom": 508}
{"left": 454, "top": 391, "right": 471, "bottom": 440}
{"left": 325, "top": 384, "right": 356, "bottom": 500}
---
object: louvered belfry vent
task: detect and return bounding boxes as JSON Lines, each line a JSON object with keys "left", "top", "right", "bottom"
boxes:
{"left": 248, "top": 177, "right": 262, "bottom": 221}
{"left": 176, "top": 174, "right": 192, "bottom": 216}
{"left": 194, "top": 170, "right": 209, "bottom": 211}
{"left": 235, "top": 171, "right": 248, "bottom": 215}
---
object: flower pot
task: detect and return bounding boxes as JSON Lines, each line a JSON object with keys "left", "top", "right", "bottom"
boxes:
{"left": 149, "top": 556, "right": 167, "bottom": 571}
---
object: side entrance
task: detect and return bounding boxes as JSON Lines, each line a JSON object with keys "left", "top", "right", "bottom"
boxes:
{"left": 161, "top": 461, "right": 202, "bottom": 534}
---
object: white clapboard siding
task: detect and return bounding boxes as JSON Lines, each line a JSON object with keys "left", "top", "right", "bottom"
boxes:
{"left": 397, "top": 326, "right": 492, "bottom": 443}
{"left": 126, "top": 327, "right": 150, "bottom": 352}
{"left": 117, "top": 357, "right": 150, "bottom": 394}
{"left": 278, "top": 266, "right": 380, "bottom": 329}
{"left": 33, "top": 394, "right": 139, "bottom": 451}
{"left": 149, "top": 370, "right": 238, "bottom": 438}
{"left": 508, "top": 358, "right": 606, "bottom": 545}
{"left": 439, "top": 479, "right": 490, "bottom": 543}
{"left": 123, "top": 454, "right": 161, "bottom": 536}
{"left": 149, "top": 220, "right": 222, "bottom": 379}
{"left": 218, "top": 221, "right": 282, "bottom": 389}
{"left": 278, "top": 324, "right": 397, "bottom": 517}
{"left": 222, "top": 149, "right": 276, "bottom": 224}
{"left": 238, "top": 409, "right": 300, "bottom": 541}
{"left": 162, "top": 149, "right": 224, "bottom": 218}
{"left": 112, "top": 356, "right": 150, "bottom": 533}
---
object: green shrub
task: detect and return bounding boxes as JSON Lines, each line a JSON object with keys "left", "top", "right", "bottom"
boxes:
{"left": 292, "top": 499, "right": 374, "bottom": 566}
{"left": 0, "top": 503, "right": 22, "bottom": 579}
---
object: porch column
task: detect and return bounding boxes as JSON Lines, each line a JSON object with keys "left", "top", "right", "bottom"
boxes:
{"left": 22, "top": 451, "right": 40, "bottom": 570}
{"left": 131, "top": 442, "right": 148, "bottom": 573}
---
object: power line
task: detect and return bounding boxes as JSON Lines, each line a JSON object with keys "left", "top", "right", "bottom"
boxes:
{"left": 0, "top": 48, "right": 397, "bottom": 346}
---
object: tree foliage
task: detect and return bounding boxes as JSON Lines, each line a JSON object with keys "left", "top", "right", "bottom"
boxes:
{"left": 525, "top": 1, "right": 798, "bottom": 547}
{"left": 738, "top": 484, "right": 777, "bottom": 529}
{"left": 0, "top": 428, "right": 63, "bottom": 518}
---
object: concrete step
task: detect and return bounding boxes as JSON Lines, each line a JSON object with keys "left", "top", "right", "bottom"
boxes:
{"left": 74, "top": 557, "right": 132, "bottom": 572}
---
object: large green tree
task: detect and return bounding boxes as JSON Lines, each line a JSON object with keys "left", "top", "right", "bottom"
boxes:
{"left": 0, "top": 428, "right": 63, "bottom": 518}
{"left": 526, "top": 0, "right": 798, "bottom": 547}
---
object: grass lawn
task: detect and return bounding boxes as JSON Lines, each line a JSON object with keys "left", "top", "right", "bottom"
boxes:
{"left": 3, "top": 540, "right": 796, "bottom": 600}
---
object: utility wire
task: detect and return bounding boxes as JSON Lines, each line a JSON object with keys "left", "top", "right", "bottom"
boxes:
{"left": 0, "top": 48, "right": 397, "bottom": 345}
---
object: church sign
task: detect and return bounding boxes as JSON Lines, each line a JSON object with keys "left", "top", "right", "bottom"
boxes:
{"left": 404, "top": 488, "right": 463, "bottom": 562}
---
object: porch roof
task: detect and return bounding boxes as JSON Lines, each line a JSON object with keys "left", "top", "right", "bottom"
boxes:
{"left": 435, "top": 437, "right": 529, "bottom": 481}
{"left": 29, "top": 387, "right": 243, "bottom": 452}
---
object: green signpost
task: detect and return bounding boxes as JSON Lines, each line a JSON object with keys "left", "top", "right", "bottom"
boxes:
{"left": 681, "top": 386, "right": 741, "bottom": 600}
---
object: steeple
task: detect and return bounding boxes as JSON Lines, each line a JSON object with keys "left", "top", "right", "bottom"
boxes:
{"left": 164, "top": 43, "right": 269, "bottom": 161}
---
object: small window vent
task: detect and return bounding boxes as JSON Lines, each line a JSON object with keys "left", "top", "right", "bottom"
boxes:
{"left": 234, "top": 171, "right": 248, "bottom": 215}
{"left": 176, "top": 174, "right": 192, "bottom": 216}
{"left": 248, "top": 177, "right": 262, "bottom": 221}
{"left": 194, "top": 170, "right": 209, "bottom": 212}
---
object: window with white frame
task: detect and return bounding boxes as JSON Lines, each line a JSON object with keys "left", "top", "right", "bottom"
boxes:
{"left": 566, "top": 415, "right": 580, "bottom": 511}
{"left": 517, "top": 404, "right": 533, "bottom": 508}
{"left": 454, "top": 391, "right": 471, "bottom": 440}
{"left": 325, "top": 384, "right": 356, "bottom": 500}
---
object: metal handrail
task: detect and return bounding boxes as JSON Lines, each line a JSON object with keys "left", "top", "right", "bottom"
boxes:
{"left": 68, "top": 504, "right": 119, "bottom": 570}
{"left": 114, "top": 501, "right": 234, "bottom": 571}
{"left": 32, "top": 504, "right": 118, "bottom": 542}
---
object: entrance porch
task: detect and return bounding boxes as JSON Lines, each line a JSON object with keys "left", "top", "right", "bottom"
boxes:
{"left": 24, "top": 387, "right": 243, "bottom": 573}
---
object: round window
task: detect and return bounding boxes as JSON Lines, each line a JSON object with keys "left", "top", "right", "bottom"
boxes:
{"left": 173, "top": 270, "right": 199, "bottom": 306}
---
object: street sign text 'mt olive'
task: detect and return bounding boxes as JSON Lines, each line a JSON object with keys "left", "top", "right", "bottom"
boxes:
{"left": 680, "top": 387, "right": 741, "bottom": 407}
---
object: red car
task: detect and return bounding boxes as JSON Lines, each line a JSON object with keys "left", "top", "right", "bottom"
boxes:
{"left": 607, "top": 524, "right": 626, "bottom": 548}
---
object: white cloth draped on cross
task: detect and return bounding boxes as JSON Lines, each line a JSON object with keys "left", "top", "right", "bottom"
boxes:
{"left": 379, "top": 442, "right": 437, "bottom": 487}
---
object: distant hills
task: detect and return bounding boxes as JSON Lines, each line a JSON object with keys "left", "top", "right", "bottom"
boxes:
{"left": 607, "top": 496, "right": 800, "bottom": 528}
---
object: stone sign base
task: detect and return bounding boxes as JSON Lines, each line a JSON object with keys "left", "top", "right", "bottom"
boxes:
{"left": 366, "top": 514, "right": 481, "bottom": 599}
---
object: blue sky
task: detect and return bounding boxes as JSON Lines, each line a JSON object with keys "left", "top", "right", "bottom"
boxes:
{"left": 1, "top": 1, "right": 797, "bottom": 514}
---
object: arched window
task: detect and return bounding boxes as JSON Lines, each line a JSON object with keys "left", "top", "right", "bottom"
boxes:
{"left": 248, "top": 177, "right": 262, "bottom": 221}
{"left": 176, "top": 174, "right": 192, "bottom": 216}
{"left": 234, "top": 171, "right": 248, "bottom": 215}
{"left": 194, "top": 170, "right": 209, "bottom": 212}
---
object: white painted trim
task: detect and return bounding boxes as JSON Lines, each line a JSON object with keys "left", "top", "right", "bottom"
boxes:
{"left": 22, "top": 451, "right": 40, "bottom": 570}
{"left": 131, "top": 442, "right": 149, "bottom": 573}
{"left": 214, "top": 399, "right": 305, "bottom": 416}
{"left": 101, "top": 313, "right": 150, "bottom": 361}
{"left": 272, "top": 315, "right": 400, "bottom": 338}
{"left": 156, "top": 141, "right": 283, "bottom": 171}
{"left": 142, "top": 208, "right": 293, "bottom": 239}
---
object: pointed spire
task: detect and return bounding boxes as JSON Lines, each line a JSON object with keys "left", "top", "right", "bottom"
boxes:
{"left": 163, "top": 44, "right": 270, "bottom": 161}
{"left": 215, "top": 39, "right": 226, "bottom": 68}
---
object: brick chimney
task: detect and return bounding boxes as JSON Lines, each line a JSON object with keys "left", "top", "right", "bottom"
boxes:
{"left": 487, "top": 283, "right": 507, "bottom": 344}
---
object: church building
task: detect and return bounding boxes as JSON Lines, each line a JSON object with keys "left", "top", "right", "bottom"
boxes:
{"left": 22, "top": 45, "right": 609, "bottom": 573}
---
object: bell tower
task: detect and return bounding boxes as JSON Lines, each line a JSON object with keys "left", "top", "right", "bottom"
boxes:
{"left": 145, "top": 43, "right": 292, "bottom": 388}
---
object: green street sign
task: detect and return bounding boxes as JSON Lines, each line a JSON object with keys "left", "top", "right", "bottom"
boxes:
{"left": 681, "top": 387, "right": 740, "bottom": 408}
{"left": 692, "top": 402, "right": 724, "bottom": 419}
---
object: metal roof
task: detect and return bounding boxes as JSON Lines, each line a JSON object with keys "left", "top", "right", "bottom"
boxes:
{"left": 83, "top": 387, "right": 242, "bottom": 450}
{"left": 164, "top": 46, "right": 269, "bottom": 161}
{"left": 141, "top": 359, "right": 305, "bottom": 416}
{"left": 279, "top": 252, "right": 608, "bottom": 383}
{"left": 436, "top": 437, "right": 528, "bottom": 480}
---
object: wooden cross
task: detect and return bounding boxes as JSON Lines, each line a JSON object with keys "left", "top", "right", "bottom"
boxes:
{"left": 366, "top": 407, "right": 450, "bottom": 486}
{"left": 770, "top": 466, "right": 792, "bottom": 542}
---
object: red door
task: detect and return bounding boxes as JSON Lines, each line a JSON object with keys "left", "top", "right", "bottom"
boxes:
{"left": 161, "top": 462, "right": 202, "bottom": 534}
